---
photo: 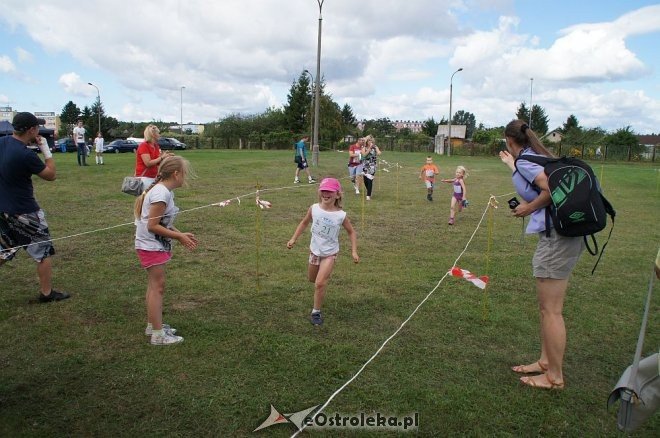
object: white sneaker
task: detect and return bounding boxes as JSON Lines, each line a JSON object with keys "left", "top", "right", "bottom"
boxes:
{"left": 150, "top": 332, "right": 184, "bottom": 345}
{"left": 366, "top": 196, "right": 371, "bottom": 201}
{"left": 145, "top": 323, "right": 177, "bottom": 336}
{"left": 355, "top": 188, "right": 360, "bottom": 194}
{"left": 294, "top": 179, "right": 300, "bottom": 184}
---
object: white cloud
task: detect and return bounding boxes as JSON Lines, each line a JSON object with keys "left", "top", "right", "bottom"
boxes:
{"left": 58, "top": 72, "right": 96, "bottom": 97}
{"left": 0, "top": 0, "right": 658, "bottom": 132}
{"left": 0, "top": 55, "right": 16, "bottom": 73}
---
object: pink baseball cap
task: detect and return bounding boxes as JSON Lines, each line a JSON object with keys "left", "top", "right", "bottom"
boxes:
{"left": 318, "top": 177, "right": 342, "bottom": 192}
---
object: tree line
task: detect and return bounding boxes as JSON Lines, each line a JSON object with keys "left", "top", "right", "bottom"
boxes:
{"left": 59, "top": 70, "right": 648, "bottom": 159}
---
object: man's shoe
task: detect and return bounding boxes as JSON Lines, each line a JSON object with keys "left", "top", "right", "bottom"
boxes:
{"left": 145, "top": 323, "right": 177, "bottom": 336}
{"left": 294, "top": 179, "right": 300, "bottom": 184}
{"left": 308, "top": 179, "right": 316, "bottom": 184}
{"left": 38, "top": 290, "right": 71, "bottom": 303}
{"left": 150, "top": 332, "right": 184, "bottom": 345}
{"left": 310, "top": 311, "right": 323, "bottom": 326}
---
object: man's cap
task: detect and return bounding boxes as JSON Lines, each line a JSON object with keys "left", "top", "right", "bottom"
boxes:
{"left": 318, "top": 177, "right": 342, "bottom": 193}
{"left": 12, "top": 112, "right": 46, "bottom": 131}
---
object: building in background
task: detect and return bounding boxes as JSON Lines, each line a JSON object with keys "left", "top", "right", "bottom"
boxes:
{"left": 0, "top": 107, "right": 61, "bottom": 134}
{"left": 435, "top": 124, "right": 466, "bottom": 154}
{"left": 393, "top": 120, "right": 424, "bottom": 133}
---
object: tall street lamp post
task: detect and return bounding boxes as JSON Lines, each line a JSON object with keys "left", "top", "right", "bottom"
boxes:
{"left": 312, "top": 0, "right": 325, "bottom": 166}
{"left": 447, "top": 68, "right": 463, "bottom": 157}
{"left": 180, "top": 86, "right": 185, "bottom": 136}
{"left": 87, "top": 82, "right": 101, "bottom": 135}
{"left": 303, "top": 70, "right": 314, "bottom": 140}
{"left": 529, "top": 77, "right": 534, "bottom": 129}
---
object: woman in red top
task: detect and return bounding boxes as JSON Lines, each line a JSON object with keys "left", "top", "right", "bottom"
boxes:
{"left": 135, "top": 124, "right": 172, "bottom": 190}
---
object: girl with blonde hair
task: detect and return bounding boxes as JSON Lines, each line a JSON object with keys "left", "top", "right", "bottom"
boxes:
{"left": 441, "top": 165, "right": 468, "bottom": 225}
{"left": 134, "top": 156, "right": 198, "bottom": 345}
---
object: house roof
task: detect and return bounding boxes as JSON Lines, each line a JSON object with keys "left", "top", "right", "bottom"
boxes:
{"left": 636, "top": 135, "right": 660, "bottom": 145}
{"left": 541, "top": 130, "right": 563, "bottom": 143}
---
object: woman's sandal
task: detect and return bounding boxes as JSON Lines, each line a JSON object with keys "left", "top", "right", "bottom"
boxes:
{"left": 511, "top": 361, "right": 548, "bottom": 374}
{"left": 519, "top": 374, "right": 565, "bottom": 390}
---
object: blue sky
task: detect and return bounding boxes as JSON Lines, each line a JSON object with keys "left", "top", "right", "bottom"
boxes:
{"left": 1, "top": 0, "right": 658, "bottom": 133}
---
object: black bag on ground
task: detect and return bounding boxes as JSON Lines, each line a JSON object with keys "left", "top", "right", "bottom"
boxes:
{"left": 515, "top": 155, "right": 615, "bottom": 273}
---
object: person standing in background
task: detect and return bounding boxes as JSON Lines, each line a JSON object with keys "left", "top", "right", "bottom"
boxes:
{"left": 94, "top": 132, "right": 104, "bottom": 165}
{"left": 135, "top": 125, "right": 172, "bottom": 191}
{"left": 73, "top": 120, "right": 88, "bottom": 166}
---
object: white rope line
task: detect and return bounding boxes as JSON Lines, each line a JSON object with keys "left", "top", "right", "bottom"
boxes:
{"left": 0, "top": 159, "right": 400, "bottom": 255}
{"left": 291, "top": 197, "right": 499, "bottom": 437}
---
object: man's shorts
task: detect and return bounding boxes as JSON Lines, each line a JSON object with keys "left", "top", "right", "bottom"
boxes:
{"left": 532, "top": 230, "right": 585, "bottom": 279}
{"left": 295, "top": 156, "right": 308, "bottom": 170}
{"left": 348, "top": 164, "right": 363, "bottom": 179}
{"left": 0, "top": 210, "right": 55, "bottom": 262}
{"left": 308, "top": 252, "right": 337, "bottom": 266}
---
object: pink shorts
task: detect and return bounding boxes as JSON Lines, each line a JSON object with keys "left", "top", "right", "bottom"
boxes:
{"left": 308, "top": 252, "right": 337, "bottom": 266}
{"left": 136, "top": 249, "right": 172, "bottom": 269}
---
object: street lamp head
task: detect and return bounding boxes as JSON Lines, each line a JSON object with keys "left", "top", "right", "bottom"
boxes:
{"left": 458, "top": 68, "right": 463, "bottom": 72}
{"left": 87, "top": 82, "right": 93, "bottom": 86}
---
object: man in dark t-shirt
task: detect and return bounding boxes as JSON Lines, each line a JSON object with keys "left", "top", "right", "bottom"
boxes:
{"left": 0, "top": 112, "right": 70, "bottom": 303}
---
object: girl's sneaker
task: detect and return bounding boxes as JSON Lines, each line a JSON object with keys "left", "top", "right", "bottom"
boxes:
{"left": 150, "top": 332, "right": 184, "bottom": 345}
{"left": 144, "top": 323, "right": 177, "bottom": 336}
{"left": 310, "top": 311, "right": 323, "bottom": 326}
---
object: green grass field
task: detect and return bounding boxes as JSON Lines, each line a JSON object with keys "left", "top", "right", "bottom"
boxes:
{"left": 1, "top": 149, "right": 658, "bottom": 436}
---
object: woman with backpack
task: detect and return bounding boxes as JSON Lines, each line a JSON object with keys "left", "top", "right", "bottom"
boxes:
{"left": 499, "top": 119, "right": 585, "bottom": 390}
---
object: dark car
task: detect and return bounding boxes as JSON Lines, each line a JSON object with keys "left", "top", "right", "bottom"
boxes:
{"left": 104, "top": 139, "right": 139, "bottom": 153}
{"left": 157, "top": 137, "right": 187, "bottom": 150}
{"left": 55, "top": 138, "right": 77, "bottom": 152}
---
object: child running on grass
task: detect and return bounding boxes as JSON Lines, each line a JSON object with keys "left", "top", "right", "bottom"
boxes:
{"left": 134, "top": 156, "right": 198, "bottom": 345}
{"left": 441, "top": 165, "right": 468, "bottom": 225}
{"left": 419, "top": 156, "right": 440, "bottom": 201}
{"left": 286, "top": 178, "right": 359, "bottom": 326}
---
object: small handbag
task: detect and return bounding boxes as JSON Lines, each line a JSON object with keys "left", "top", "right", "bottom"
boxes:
{"left": 607, "top": 263, "right": 660, "bottom": 432}
{"left": 121, "top": 170, "right": 147, "bottom": 196}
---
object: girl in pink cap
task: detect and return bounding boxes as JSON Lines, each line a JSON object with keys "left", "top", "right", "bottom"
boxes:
{"left": 287, "top": 177, "right": 359, "bottom": 326}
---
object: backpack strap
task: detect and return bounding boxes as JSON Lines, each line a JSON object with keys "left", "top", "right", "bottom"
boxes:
{"left": 590, "top": 193, "right": 616, "bottom": 275}
{"left": 514, "top": 154, "right": 553, "bottom": 237}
